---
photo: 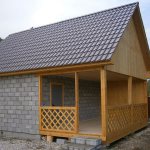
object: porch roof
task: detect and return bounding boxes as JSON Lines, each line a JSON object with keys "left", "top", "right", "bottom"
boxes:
{"left": 0, "top": 3, "right": 138, "bottom": 73}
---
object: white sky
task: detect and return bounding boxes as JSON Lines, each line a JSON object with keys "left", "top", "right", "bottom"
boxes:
{"left": 0, "top": 0, "right": 150, "bottom": 45}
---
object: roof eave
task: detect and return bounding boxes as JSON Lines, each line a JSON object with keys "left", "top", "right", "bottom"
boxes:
{"left": 0, "top": 60, "right": 113, "bottom": 77}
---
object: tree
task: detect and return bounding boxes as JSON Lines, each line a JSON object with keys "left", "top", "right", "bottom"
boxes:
{"left": 0, "top": 38, "right": 2, "bottom": 42}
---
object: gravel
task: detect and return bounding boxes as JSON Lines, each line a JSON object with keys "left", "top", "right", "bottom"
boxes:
{"left": 0, "top": 123, "right": 150, "bottom": 150}
{"left": 0, "top": 137, "right": 62, "bottom": 150}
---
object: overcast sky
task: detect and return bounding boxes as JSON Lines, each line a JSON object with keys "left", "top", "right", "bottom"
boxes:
{"left": 0, "top": 0, "right": 150, "bottom": 45}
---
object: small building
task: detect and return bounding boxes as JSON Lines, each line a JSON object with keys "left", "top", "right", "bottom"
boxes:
{"left": 0, "top": 2, "right": 149, "bottom": 143}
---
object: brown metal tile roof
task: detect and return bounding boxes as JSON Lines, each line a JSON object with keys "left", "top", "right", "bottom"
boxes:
{"left": 0, "top": 2, "right": 138, "bottom": 73}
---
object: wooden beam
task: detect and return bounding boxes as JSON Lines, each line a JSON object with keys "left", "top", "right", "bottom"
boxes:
{"left": 75, "top": 72, "right": 79, "bottom": 133}
{"left": 100, "top": 67, "right": 107, "bottom": 140}
{"left": 38, "top": 75, "right": 42, "bottom": 130}
{"left": 128, "top": 76, "right": 132, "bottom": 105}
{"left": 0, "top": 61, "right": 113, "bottom": 77}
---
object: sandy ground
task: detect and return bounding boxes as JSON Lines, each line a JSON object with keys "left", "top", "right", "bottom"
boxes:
{"left": 0, "top": 123, "right": 150, "bottom": 150}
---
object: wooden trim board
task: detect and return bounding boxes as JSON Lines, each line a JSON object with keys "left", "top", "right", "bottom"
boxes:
{"left": 0, "top": 61, "right": 112, "bottom": 77}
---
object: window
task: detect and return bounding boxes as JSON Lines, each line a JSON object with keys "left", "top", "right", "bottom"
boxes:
{"left": 50, "top": 83, "right": 64, "bottom": 106}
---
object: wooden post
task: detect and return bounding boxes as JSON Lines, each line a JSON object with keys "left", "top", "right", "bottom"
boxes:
{"left": 38, "top": 75, "right": 42, "bottom": 130}
{"left": 100, "top": 67, "right": 107, "bottom": 141}
{"left": 128, "top": 76, "right": 132, "bottom": 105}
{"left": 75, "top": 72, "right": 79, "bottom": 133}
{"left": 144, "top": 80, "right": 148, "bottom": 121}
{"left": 47, "top": 135, "right": 53, "bottom": 142}
{"left": 128, "top": 76, "right": 133, "bottom": 129}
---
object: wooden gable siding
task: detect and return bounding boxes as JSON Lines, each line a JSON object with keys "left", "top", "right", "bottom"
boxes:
{"left": 107, "top": 18, "right": 147, "bottom": 79}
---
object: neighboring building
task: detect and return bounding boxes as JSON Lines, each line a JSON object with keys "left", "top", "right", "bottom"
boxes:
{"left": 0, "top": 2, "right": 149, "bottom": 143}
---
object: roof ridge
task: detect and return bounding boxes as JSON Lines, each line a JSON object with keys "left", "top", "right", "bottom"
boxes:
{"left": 8, "top": 2, "right": 138, "bottom": 37}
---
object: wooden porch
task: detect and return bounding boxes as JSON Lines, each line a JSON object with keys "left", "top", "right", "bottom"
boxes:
{"left": 38, "top": 67, "right": 148, "bottom": 143}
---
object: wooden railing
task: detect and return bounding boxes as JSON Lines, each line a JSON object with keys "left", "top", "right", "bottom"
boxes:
{"left": 107, "top": 103, "right": 148, "bottom": 143}
{"left": 132, "top": 104, "right": 148, "bottom": 131}
{"left": 40, "top": 106, "right": 76, "bottom": 133}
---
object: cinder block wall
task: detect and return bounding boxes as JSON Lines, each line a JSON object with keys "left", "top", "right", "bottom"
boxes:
{"left": 79, "top": 80, "right": 100, "bottom": 120}
{"left": 42, "top": 76, "right": 100, "bottom": 121}
{"left": 0, "top": 75, "right": 39, "bottom": 138}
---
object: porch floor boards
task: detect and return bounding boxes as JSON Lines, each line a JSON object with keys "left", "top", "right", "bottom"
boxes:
{"left": 79, "top": 118, "right": 101, "bottom": 135}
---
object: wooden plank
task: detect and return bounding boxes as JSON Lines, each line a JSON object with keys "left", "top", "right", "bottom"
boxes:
{"left": 106, "top": 18, "right": 147, "bottom": 80}
{"left": 133, "top": 7, "right": 150, "bottom": 70}
{"left": 107, "top": 80, "right": 128, "bottom": 106}
{"left": 100, "top": 67, "right": 107, "bottom": 140}
{"left": 40, "top": 106, "right": 76, "bottom": 110}
{"left": 132, "top": 79, "right": 146, "bottom": 104}
{"left": 40, "top": 130, "right": 102, "bottom": 139}
{"left": 75, "top": 72, "right": 79, "bottom": 133}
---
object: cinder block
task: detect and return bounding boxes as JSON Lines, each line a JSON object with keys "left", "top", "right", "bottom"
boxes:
{"left": 25, "top": 115, "right": 32, "bottom": 119}
{"left": 32, "top": 106, "right": 38, "bottom": 111}
{"left": 31, "top": 87, "right": 38, "bottom": 92}
{"left": 8, "top": 110, "right": 14, "bottom": 114}
{"left": 0, "top": 114, "right": 4, "bottom": 118}
{"left": 25, "top": 87, "right": 31, "bottom": 92}
{"left": 29, "top": 101, "right": 35, "bottom": 106}
{"left": 25, "top": 106, "right": 32, "bottom": 110}
{"left": 17, "top": 106, "right": 23, "bottom": 110}
{"left": 24, "top": 97, "right": 31, "bottom": 101}
{"left": 22, "top": 83, "right": 28, "bottom": 87}
{"left": 70, "top": 138, "right": 76, "bottom": 144}
{"left": 28, "top": 92, "right": 35, "bottom": 96}
{"left": 8, "top": 119, "right": 13, "bottom": 123}
{"left": 19, "top": 97, "right": 25, "bottom": 101}
{"left": 32, "top": 96, "right": 38, "bottom": 101}
{"left": 25, "top": 78, "right": 32, "bottom": 83}
{"left": 18, "top": 88, "right": 24, "bottom": 92}
{"left": 75, "top": 138, "right": 86, "bottom": 144}
{"left": 22, "top": 101, "right": 29, "bottom": 106}
{"left": 56, "top": 138, "right": 67, "bottom": 144}
{"left": 11, "top": 79, "right": 16, "bottom": 84}
{"left": 85, "top": 138, "right": 101, "bottom": 146}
